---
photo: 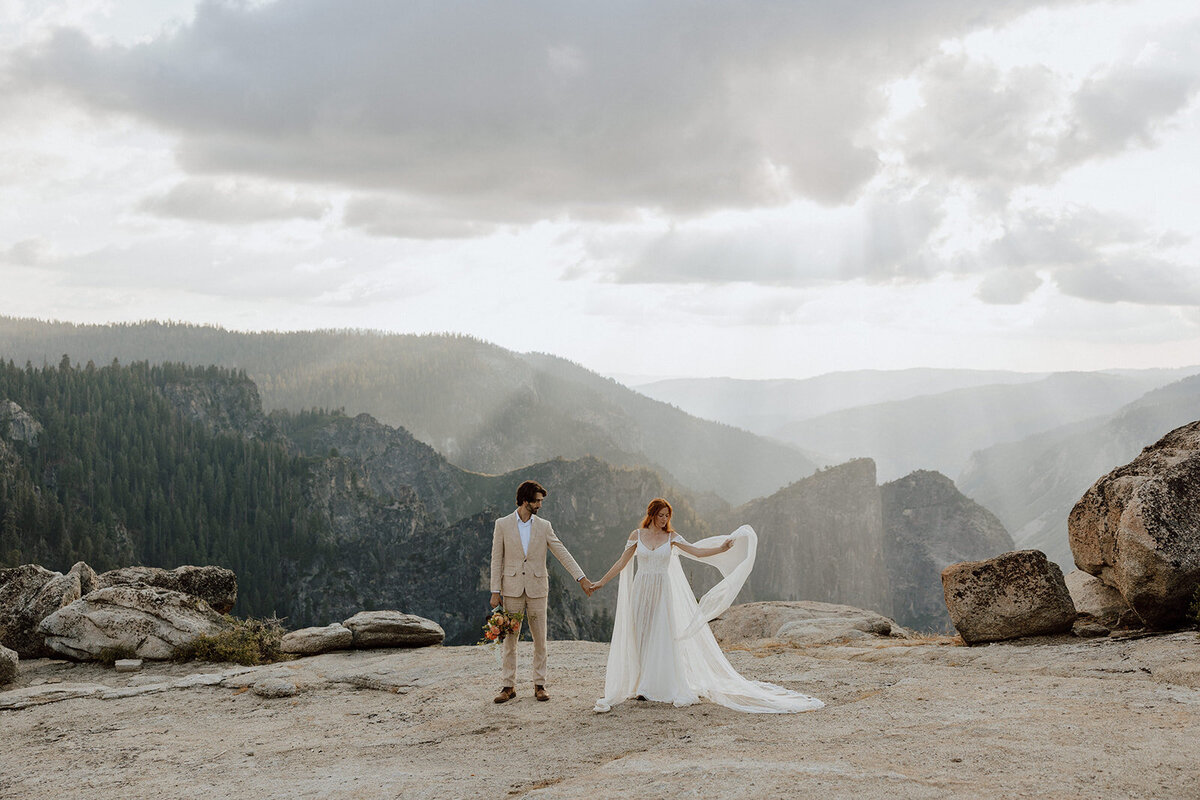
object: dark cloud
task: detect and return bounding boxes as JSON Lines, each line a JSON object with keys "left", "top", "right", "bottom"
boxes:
{"left": 7, "top": 0, "right": 1065, "bottom": 230}
{"left": 138, "top": 179, "right": 328, "bottom": 223}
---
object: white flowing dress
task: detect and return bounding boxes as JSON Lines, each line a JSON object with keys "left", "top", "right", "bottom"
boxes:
{"left": 593, "top": 525, "right": 824, "bottom": 713}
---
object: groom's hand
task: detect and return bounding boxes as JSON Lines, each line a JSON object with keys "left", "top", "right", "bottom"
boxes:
{"left": 490, "top": 592, "right": 502, "bottom": 610}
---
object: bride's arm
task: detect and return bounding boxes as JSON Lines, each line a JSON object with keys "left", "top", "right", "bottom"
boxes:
{"left": 671, "top": 533, "right": 733, "bottom": 558}
{"left": 593, "top": 534, "right": 638, "bottom": 590}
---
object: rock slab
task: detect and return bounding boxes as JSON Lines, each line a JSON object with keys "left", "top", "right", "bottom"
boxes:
{"left": 1069, "top": 419, "right": 1200, "bottom": 627}
{"left": 0, "top": 643, "right": 17, "bottom": 685}
{"left": 280, "top": 623, "right": 353, "bottom": 655}
{"left": 37, "top": 585, "right": 229, "bottom": 661}
{"left": 252, "top": 678, "right": 299, "bottom": 698}
{"left": 942, "top": 550, "right": 1077, "bottom": 644}
{"left": 97, "top": 565, "right": 238, "bottom": 614}
{"left": 342, "top": 611, "right": 444, "bottom": 648}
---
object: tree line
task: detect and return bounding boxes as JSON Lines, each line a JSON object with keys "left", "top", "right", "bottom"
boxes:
{"left": 0, "top": 356, "right": 331, "bottom": 618}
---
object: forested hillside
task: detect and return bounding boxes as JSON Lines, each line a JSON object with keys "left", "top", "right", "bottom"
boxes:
{"left": 0, "top": 356, "right": 663, "bottom": 642}
{"left": 0, "top": 317, "right": 816, "bottom": 504}
{"left": 0, "top": 358, "right": 329, "bottom": 617}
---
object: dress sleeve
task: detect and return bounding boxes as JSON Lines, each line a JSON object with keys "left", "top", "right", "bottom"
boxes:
{"left": 624, "top": 531, "right": 638, "bottom": 549}
{"left": 670, "top": 532, "right": 689, "bottom": 545}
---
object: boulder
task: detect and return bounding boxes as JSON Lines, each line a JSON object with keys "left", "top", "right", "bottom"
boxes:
{"left": 37, "top": 585, "right": 229, "bottom": 661}
{"left": 342, "top": 611, "right": 445, "bottom": 648}
{"left": 1064, "top": 569, "right": 1140, "bottom": 629}
{"left": 97, "top": 565, "right": 238, "bottom": 614}
{"left": 0, "top": 564, "right": 84, "bottom": 657}
{"left": 709, "top": 601, "right": 909, "bottom": 648}
{"left": 1069, "top": 419, "right": 1200, "bottom": 628}
{"left": 280, "top": 623, "right": 354, "bottom": 656}
{"left": 942, "top": 550, "right": 1077, "bottom": 644}
{"left": 0, "top": 643, "right": 17, "bottom": 685}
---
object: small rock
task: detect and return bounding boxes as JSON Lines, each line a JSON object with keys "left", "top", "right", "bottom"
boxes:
{"left": 1071, "top": 618, "right": 1110, "bottom": 638}
{"left": 114, "top": 659, "right": 143, "bottom": 672}
{"left": 342, "top": 611, "right": 445, "bottom": 648}
{"left": 252, "top": 678, "right": 299, "bottom": 698}
{"left": 942, "top": 550, "right": 1077, "bottom": 645}
{"left": 0, "top": 643, "right": 17, "bottom": 685}
{"left": 1064, "top": 570, "right": 1140, "bottom": 629}
{"left": 280, "top": 623, "right": 353, "bottom": 656}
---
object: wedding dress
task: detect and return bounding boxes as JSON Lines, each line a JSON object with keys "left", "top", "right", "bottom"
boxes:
{"left": 593, "top": 525, "right": 824, "bottom": 713}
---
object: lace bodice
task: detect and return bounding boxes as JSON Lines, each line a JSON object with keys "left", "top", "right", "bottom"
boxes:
{"left": 634, "top": 533, "right": 676, "bottom": 574}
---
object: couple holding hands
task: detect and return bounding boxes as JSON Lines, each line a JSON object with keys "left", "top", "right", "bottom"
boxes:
{"left": 488, "top": 480, "right": 823, "bottom": 714}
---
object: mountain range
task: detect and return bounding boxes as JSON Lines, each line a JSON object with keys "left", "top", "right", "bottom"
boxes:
{"left": 0, "top": 317, "right": 814, "bottom": 506}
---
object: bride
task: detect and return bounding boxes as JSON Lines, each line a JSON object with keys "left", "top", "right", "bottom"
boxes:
{"left": 588, "top": 498, "right": 823, "bottom": 714}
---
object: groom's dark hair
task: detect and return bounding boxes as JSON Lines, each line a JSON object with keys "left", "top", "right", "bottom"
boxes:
{"left": 516, "top": 480, "right": 547, "bottom": 506}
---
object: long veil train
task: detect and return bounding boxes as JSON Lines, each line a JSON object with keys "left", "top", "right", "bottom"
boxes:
{"left": 593, "top": 525, "right": 824, "bottom": 713}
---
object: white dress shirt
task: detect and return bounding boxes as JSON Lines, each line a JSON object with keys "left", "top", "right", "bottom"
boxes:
{"left": 517, "top": 514, "right": 533, "bottom": 555}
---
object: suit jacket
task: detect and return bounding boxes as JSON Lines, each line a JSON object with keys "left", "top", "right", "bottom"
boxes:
{"left": 490, "top": 511, "right": 585, "bottom": 599}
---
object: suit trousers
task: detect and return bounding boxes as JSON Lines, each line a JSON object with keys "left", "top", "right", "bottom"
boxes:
{"left": 502, "top": 593, "right": 548, "bottom": 687}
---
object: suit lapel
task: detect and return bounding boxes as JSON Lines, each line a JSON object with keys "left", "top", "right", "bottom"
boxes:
{"left": 505, "top": 511, "right": 521, "bottom": 554}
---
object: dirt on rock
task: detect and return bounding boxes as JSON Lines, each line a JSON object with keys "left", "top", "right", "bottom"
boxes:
{"left": 2, "top": 631, "right": 1199, "bottom": 799}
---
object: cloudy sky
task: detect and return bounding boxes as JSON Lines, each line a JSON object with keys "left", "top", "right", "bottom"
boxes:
{"left": 1, "top": 0, "right": 1198, "bottom": 380}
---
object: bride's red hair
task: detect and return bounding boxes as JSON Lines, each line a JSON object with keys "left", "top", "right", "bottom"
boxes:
{"left": 640, "top": 498, "right": 675, "bottom": 532}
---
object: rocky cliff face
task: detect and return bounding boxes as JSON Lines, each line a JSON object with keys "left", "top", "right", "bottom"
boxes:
{"left": 1, "top": 400, "right": 43, "bottom": 444}
{"left": 266, "top": 410, "right": 709, "bottom": 644}
{"left": 713, "top": 459, "right": 893, "bottom": 618}
{"left": 881, "top": 471, "right": 1014, "bottom": 632}
{"left": 158, "top": 373, "right": 274, "bottom": 441}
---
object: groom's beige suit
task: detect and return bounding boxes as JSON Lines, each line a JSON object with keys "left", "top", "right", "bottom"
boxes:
{"left": 490, "top": 510, "right": 585, "bottom": 688}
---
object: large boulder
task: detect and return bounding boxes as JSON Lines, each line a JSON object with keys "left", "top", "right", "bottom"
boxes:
{"left": 96, "top": 565, "right": 237, "bottom": 614}
{"left": 942, "top": 550, "right": 1077, "bottom": 644}
{"left": 710, "top": 601, "right": 908, "bottom": 647}
{"left": 37, "top": 585, "right": 229, "bottom": 661}
{"left": 1069, "top": 419, "right": 1200, "bottom": 628}
{"left": 280, "top": 623, "right": 354, "bottom": 656}
{"left": 0, "top": 563, "right": 88, "bottom": 657}
{"left": 342, "top": 611, "right": 444, "bottom": 648}
{"left": 0, "top": 643, "right": 17, "bottom": 685}
{"left": 1064, "top": 569, "right": 1140, "bottom": 629}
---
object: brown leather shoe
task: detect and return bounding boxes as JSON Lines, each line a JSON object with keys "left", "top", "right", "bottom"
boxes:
{"left": 534, "top": 685, "right": 550, "bottom": 702}
{"left": 494, "top": 686, "right": 516, "bottom": 704}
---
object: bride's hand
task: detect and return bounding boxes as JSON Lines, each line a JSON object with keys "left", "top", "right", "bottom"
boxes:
{"left": 720, "top": 539, "right": 734, "bottom": 552}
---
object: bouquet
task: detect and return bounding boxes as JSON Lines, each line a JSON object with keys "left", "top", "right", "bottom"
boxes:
{"left": 479, "top": 607, "right": 525, "bottom": 646}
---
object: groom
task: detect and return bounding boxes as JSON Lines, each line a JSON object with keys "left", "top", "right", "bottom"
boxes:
{"left": 490, "top": 480, "right": 593, "bottom": 703}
